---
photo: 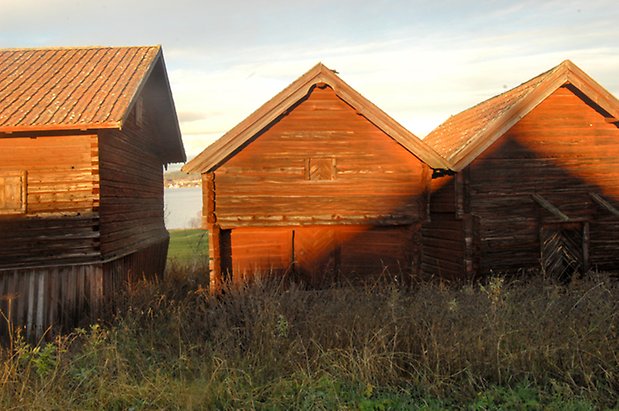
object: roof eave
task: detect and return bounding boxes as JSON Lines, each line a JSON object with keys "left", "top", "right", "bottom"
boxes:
{"left": 0, "top": 122, "right": 122, "bottom": 135}
{"left": 183, "top": 63, "right": 450, "bottom": 173}
{"left": 443, "top": 63, "right": 573, "bottom": 171}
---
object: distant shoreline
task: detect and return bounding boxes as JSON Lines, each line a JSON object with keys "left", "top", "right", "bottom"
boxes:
{"left": 165, "top": 182, "right": 201, "bottom": 189}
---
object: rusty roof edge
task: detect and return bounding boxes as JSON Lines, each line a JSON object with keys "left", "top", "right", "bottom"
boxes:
{"left": 156, "top": 48, "right": 187, "bottom": 163}
{"left": 448, "top": 66, "right": 570, "bottom": 171}
{"left": 323, "top": 70, "right": 451, "bottom": 170}
{"left": 564, "top": 61, "right": 619, "bottom": 119}
{"left": 183, "top": 63, "right": 450, "bottom": 173}
{"left": 118, "top": 46, "right": 161, "bottom": 129}
{"left": 182, "top": 63, "right": 330, "bottom": 173}
{"left": 424, "top": 62, "right": 567, "bottom": 155}
{"left": 0, "top": 121, "right": 122, "bottom": 134}
{"left": 448, "top": 60, "right": 619, "bottom": 171}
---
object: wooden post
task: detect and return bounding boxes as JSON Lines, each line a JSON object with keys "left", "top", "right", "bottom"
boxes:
{"left": 455, "top": 172, "right": 464, "bottom": 219}
{"left": 422, "top": 165, "right": 431, "bottom": 222}
{"left": 204, "top": 172, "right": 223, "bottom": 293}
{"left": 582, "top": 222, "right": 590, "bottom": 273}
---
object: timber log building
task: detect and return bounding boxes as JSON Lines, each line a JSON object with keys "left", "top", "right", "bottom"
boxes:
{"left": 186, "top": 61, "right": 619, "bottom": 289}
{"left": 0, "top": 46, "right": 185, "bottom": 338}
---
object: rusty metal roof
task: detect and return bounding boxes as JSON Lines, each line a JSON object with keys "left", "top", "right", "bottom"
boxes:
{"left": 183, "top": 62, "right": 450, "bottom": 173}
{"left": 424, "top": 60, "right": 619, "bottom": 171}
{"left": 0, "top": 46, "right": 161, "bottom": 132}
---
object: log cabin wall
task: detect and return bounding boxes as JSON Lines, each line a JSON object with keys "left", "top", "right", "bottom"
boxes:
{"left": 0, "top": 133, "right": 100, "bottom": 268}
{"left": 98, "top": 123, "right": 168, "bottom": 273}
{"left": 464, "top": 85, "right": 619, "bottom": 274}
{"left": 422, "top": 174, "right": 479, "bottom": 280}
{"left": 0, "top": 45, "right": 185, "bottom": 340}
{"left": 209, "top": 85, "right": 430, "bottom": 284}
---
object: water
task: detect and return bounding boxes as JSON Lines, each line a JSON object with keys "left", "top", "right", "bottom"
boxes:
{"left": 164, "top": 187, "right": 202, "bottom": 229}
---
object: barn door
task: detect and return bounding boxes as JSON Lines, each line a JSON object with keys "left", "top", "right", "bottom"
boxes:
{"left": 293, "top": 227, "right": 339, "bottom": 286}
{"left": 540, "top": 223, "right": 587, "bottom": 280}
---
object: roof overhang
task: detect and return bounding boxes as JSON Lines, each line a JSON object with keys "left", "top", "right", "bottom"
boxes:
{"left": 183, "top": 63, "right": 449, "bottom": 173}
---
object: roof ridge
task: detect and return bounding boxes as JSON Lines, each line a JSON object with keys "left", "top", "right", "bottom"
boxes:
{"left": 183, "top": 63, "right": 449, "bottom": 172}
{"left": 0, "top": 45, "right": 161, "bottom": 53}
{"left": 439, "top": 65, "right": 558, "bottom": 161}
{"left": 425, "top": 59, "right": 617, "bottom": 171}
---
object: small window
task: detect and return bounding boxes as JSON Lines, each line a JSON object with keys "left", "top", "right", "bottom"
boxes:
{"left": 305, "top": 158, "right": 336, "bottom": 181}
{"left": 0, "top": 170, "right": 27, "bottom": 215}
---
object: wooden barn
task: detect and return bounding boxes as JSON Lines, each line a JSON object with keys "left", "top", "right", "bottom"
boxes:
{"left": 0, "top": 46, "right": 185, "bottom": 338}
{"left": 423, "top": 60, "right": 619, "bottom": 280}
{"left": 183, "top": 63, "right": 449, "bottom": 290}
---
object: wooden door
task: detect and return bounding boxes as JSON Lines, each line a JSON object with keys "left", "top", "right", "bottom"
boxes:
{"left": 293, "top": 227, "right": 339, "bottom": 286}
{"left": 229, "top": 225, "right": 415, "bottom": 286}
{"left": 540, "top": 223, "right": 586, "bottom": 281}
{"left": 293, "top": 225, "right": 414, "bottom": 286}
{"left": 230, "top": 227, "right": 293, "bottom": 283}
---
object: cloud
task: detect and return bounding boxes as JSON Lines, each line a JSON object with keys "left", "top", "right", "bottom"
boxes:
{"left": 3, "top": 0, "right": 619, "bottom": 153}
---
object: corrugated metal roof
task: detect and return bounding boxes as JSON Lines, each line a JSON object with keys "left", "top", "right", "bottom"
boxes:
{"left": 0, "top": 46, "right": 161, "bottom": 132}
{"left": 183, "top": 62, "right": 450, "bottom": 173}
{"left": 424, "top": 60, "right": 619, "bottom": 171}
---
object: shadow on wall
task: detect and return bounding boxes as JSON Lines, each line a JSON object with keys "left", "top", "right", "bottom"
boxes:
{"left": 426, "top": 120, "right": 619, "bottom": 280}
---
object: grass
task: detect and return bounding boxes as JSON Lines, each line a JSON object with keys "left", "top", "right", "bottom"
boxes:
{"left": 0, "top": 263, "right": 617, "bottom": 409}
{"left": 167, "top": 229, "right": 208, "bottom": 263}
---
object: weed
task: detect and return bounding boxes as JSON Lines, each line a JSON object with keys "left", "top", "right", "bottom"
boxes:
{"left": 0, "top": 262, "right": 616, "bottom": 409}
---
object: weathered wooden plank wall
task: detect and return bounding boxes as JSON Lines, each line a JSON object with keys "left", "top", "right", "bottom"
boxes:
{"left": 0, "top": 238, "right": 167, "bottom": 341}
{"left": 207, "top": 85, "right": 429, "bottom": 286}
{"left": 214, "top": 86, "right": 427, "bottom": 227}
{"left": 98, "top": 124, "right": 167, "bottom": 260}
{"left": 421, "top": 214, "right": 466, "bottom": 279}
{"left": 227, "top": 225, "right": 416, "bottom": 286}
{"left": 0, "top": 134, "right": 99, "bottom": 268}
{"left": 429, "top": 85, "right": 619, "bottom": 276}
{"left": 0, "top": 264, "right": 103, "bottom": 341}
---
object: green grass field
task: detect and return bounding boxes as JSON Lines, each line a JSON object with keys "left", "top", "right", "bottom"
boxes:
{"left": 168, "top": 229, "right": 208, "bottom": 262}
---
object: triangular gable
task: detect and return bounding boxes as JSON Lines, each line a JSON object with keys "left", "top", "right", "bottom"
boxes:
{"left": 0, "top": 45, "right": 185, "bottom": 163}
{"left": 425, "top": 60, "right": 619, "bottom": 172}
{"left": 182, "top": 63, "right": 449, "bottom": 173}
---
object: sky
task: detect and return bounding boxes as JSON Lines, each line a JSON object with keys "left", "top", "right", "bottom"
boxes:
{"left": 2, "top": 0, "right": 619, "bottom": 163}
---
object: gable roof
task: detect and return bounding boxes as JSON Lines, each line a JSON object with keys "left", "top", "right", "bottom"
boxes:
{"left": 424, "top": 60, "right": 619, "bottom": 171}
{"left": 182, "top": 62, "right": 449, "bottom": 173}
{"left": 0, "top": 45, "right": 185, "bottom": 163}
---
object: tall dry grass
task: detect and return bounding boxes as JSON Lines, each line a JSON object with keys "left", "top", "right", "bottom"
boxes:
{"left": 0, "top": 262, "right": 617, "bottom": 409}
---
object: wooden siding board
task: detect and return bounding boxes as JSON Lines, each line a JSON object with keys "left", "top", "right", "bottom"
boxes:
{"left": 229, "top": 225, "right": 415, "bottom": 286}
{"left": 98, "top": 118, "right": 167, "bottom": 258}
{"left": 214, "top": 86, "right": 427, "bottom": 228}
{"left": 464, "top": 86, "right": 619, "bottom": 274}
{"left": 0, "top": 134, "right": 100, "bottom": 267}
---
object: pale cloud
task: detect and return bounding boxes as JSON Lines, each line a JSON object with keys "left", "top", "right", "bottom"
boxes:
{"left": 2, "top": 0, "right": 619, "bottom": 162}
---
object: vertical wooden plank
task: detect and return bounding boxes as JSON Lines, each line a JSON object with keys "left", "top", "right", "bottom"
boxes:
{"left": 422, "top": 165, "right": 431, "bottom": 222}
{"left": 36, "top": 272, "right": 45, "bottom": 338}
{"left": 209, "top": 226, "right": 223, "bottom": 293}
{"left": 582, "top": 222, "right": 590, "bottom": 273}
{"left": 26, "top": 271, "right": 35, "bottom": 340}
{"left": 454, "top": 172, "right": 464, "bottom": 219}
{"left": 205, "top": 171, "right": 223, "bottom": 292}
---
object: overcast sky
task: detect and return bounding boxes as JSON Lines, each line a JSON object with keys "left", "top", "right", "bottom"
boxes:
{"left": 2, "top": 0, "right": 619, "bottom": 162}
